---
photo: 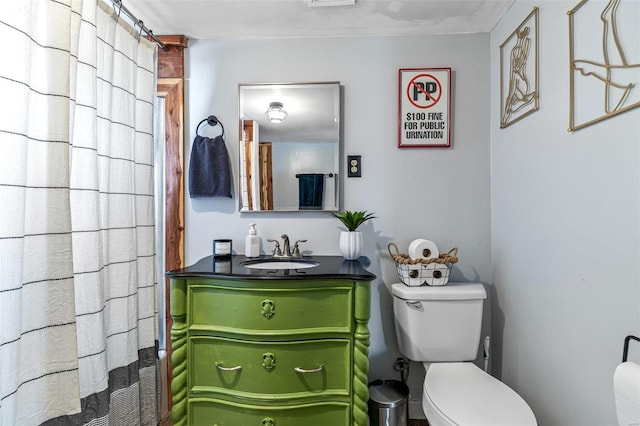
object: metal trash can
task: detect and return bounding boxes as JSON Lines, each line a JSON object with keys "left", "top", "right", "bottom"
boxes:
{"left": 368, "top": 379, "right": 409, "bottom": 426}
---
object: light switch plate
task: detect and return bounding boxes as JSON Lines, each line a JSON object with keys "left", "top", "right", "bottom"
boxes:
{"left": 348, "top": 155, "right": 361, "bottom": 177}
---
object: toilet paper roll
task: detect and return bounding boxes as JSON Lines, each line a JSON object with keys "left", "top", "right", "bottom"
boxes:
{"left": 408, "top": 239, "right": 440, "bottom": 260}
{"left": 614, "top": 361, "right": 640, "bottom": 426}
{"left": 399, "top": 264, "right": 425, "bottom": 286}
{"left": 424, "top": 263, "right": 450, "bottom": 286}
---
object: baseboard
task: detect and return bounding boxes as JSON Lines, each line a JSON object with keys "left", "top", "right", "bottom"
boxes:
{"left": 158, "top": 350, "right": 169, "bottom": 419}
{"left": 409, "top": 398, "right": 426, "bottom": 419}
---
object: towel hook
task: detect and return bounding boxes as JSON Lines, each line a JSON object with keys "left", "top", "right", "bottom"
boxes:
{"left": 196, "top": 115, "right": 224, "bottom": 138}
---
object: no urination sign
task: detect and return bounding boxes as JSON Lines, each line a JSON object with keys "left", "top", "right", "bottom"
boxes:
{"left": 398, "top": 68, "right": 451, "bottom": 148}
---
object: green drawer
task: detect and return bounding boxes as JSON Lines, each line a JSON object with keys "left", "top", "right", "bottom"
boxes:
{"left": 188, "top": 283, "right": 352, "bottom": 335}
{"left": 190, "top": 336, "right": 351, "bottom": 399}
{"left": 189, "top": 398, "right": 350, "bottom": 426}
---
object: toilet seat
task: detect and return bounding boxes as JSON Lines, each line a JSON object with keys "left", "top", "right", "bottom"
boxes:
{"left": 422, "top": 362, "right": 537, "bottom": 426}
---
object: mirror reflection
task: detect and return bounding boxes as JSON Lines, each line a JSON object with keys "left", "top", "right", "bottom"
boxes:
{"left": 238, "top": 82, "right": 340, "bottom": 212}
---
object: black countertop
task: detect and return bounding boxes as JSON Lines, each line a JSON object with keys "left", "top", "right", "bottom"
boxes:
{"left": 166, "top": 255, "right": 377, "bottom": 281}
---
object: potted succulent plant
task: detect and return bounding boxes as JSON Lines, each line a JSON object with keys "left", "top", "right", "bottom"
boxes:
{"left": 331, "top": 210, "right": 376, "bottom": 260}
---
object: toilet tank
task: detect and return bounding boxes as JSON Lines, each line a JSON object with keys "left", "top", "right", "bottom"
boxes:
{"left": 391, "top": 282, "right": 487, "bottom": 362}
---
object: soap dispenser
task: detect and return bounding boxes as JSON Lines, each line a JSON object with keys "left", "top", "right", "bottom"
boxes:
{"left": 245, "top": 223, "right": 260, "bottom": 258}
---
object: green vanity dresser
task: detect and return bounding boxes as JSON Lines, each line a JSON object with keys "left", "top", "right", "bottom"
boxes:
{"left": 167, "top": 255, "right": 376, "bottom": 426}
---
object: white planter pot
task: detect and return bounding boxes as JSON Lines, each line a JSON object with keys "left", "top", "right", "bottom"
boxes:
{"left": 340, "top": 231, "right": 363, "bottom": 260}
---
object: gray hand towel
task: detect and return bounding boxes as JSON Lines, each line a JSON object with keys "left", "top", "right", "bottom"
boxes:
{"left": 298, "top": 173, "right": 324, "bottom": 210}
{"left": 188, "top": 135, "right": 232, "bottom": 198}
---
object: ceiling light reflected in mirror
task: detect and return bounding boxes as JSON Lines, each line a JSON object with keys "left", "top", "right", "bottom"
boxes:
{"left": 265, "top": 102, "right": 288, "bottom": 123}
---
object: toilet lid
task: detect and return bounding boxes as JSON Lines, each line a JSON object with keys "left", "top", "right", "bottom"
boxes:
{"left": 423, "top": 363, "right": 537, "bottom": 426}
{"left": 391, "top": 282, "right": 486, "bottom": 301}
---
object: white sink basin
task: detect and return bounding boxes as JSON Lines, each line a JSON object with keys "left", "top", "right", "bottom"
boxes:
{"left": 242, "top": 260, "right": 319, "bottom": 270}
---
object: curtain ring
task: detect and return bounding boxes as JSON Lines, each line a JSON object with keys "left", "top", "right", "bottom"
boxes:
{"left": 114, "top": 0, "right": 122, "bottom": 18}
{"left": 137, "top": 20, "right": 144, "bottom": 37}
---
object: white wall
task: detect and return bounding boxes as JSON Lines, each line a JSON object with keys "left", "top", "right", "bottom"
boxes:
{"left": 184, "top": 34, "right": 491, "bottom": 404}
{"left": 490, "top": 1, "right": 640, "bottom": 425}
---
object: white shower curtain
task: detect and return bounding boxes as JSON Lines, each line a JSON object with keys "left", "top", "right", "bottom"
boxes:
{"left": 0, "top": 1, "right": 158, "bottom": 425}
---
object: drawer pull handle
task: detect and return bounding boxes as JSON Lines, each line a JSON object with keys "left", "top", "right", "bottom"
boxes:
{"left": 215, "top": 361, "right": 242, "bottom": 372}
{"left": 262, "top": 352, "right": 276, "bottom": 372}
{"left": 261, "top": 299, "right": 275, "bottom": 319}
{"left": 261, "top": 418, "right": 275, "bottom": 426}
{"left": 294, "top": 365, "right": 325, "bottom": 374}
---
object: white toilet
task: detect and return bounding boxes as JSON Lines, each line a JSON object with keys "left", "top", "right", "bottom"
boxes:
{"left": 391, "top": 282, "right": 537, "bottom": 426}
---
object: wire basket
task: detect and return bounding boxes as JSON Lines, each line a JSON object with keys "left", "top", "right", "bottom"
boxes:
{"left": 388, "top": 242, "right": 458, "bottom": 287}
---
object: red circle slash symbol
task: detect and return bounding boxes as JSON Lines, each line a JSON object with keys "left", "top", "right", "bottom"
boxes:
{"left": 407, "top": 74, "right": 442, "bottom": 109}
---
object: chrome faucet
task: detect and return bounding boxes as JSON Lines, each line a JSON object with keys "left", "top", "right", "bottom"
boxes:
{"left": 266, "top": 239, "right": 282, "bottom": 257}
{"left": 267, "top": 234, "right": 307, "bottom": 258}
{"left": 292, "top": 239, "right": 306, "bottom": 257}
{"left": 281, "top": 234, "right": 291, "bottom": 257}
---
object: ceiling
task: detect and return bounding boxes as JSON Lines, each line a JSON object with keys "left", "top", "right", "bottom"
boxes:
{"left": 122, "top": 0, "right": 515, "bottom": 41}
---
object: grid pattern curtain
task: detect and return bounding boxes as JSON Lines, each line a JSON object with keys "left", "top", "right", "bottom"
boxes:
{"left": 0, "top": 1, "right": 158, "bottom": 425}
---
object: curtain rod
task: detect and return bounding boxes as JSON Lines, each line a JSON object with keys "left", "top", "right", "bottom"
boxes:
{"left": 110, "top": 0, "right": 169, "bottom": 51}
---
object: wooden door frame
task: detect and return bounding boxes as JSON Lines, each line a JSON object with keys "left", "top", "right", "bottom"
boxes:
{"left": 156, "top": 35, "right": 188, "bottom": 411}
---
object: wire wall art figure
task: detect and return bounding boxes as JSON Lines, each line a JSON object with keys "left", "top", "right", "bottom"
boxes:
{"left": 500, "top": 7, "right": 539, "bottom": 129}
{"left": 569, "top": 0, "right": 640, "bottom": 131}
